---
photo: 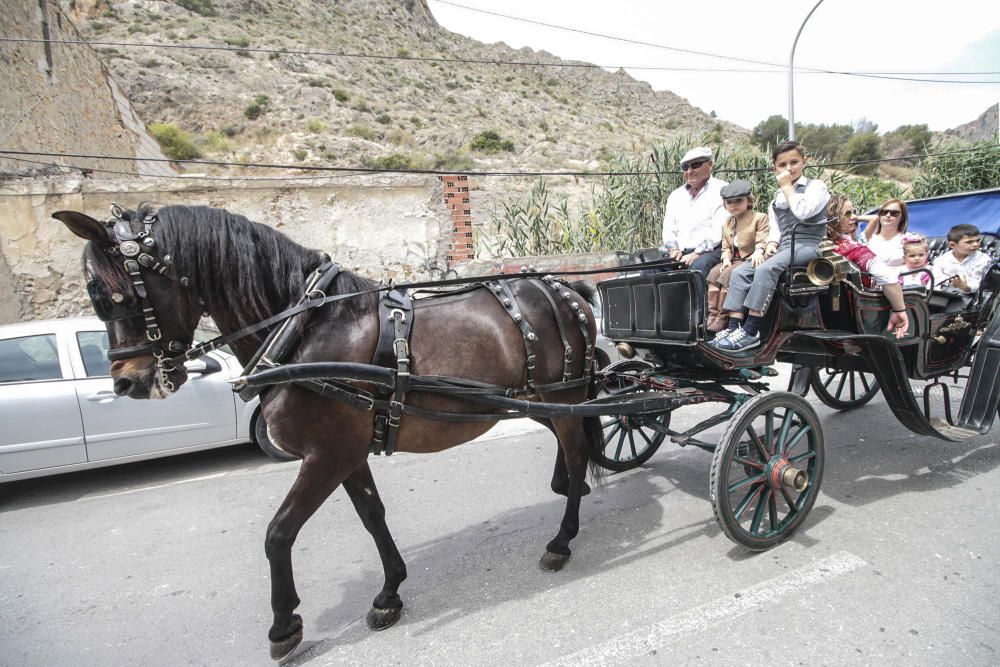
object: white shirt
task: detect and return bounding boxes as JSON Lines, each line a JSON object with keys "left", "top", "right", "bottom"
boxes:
{"left": 931, "top": 250, "right": 993, "bottom": 292}
{"left": 661, "top": 176, "right": 729, "bottom": 252}
{"left": 866, "top": 233, "right": 906, "bottom": 268}
{"left": 765, "top": 177, "right": 831, "bottom": 244}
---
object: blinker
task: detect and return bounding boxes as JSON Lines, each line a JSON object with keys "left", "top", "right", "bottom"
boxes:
{"left": 87, "top": 278, "right": 143, "bottom": 322}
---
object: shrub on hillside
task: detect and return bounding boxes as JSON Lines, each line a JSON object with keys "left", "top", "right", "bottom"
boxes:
{"left": 177, "top": 0, "right": 217, "bottom": 17}
{"left": 244, "top": 95, "right": 270, "bottom": 120}
{"left": 345, "top": 125, "right": 377, "bottom": 141}
{"left": 470, "top": 130, "right": 514, "bottom": 154}
{"left": 149, "top": 123, "right": 201, "bottom": 160}
{"left": 363, "top": 153, "right": 415, "bottom": 170}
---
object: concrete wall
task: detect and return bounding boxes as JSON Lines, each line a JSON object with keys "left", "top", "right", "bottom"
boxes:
{"left": 0, "top": 174, "right": 451, "bottom": 323}
{"left": 0, "top": 0, "right": 174, "bottom": 178}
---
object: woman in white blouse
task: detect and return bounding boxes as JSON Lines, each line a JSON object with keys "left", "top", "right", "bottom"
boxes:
{"left": 862, "top": 198, "right": 909, "bottom": 270}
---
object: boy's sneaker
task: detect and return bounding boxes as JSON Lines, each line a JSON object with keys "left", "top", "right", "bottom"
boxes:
{"left": 709, "top": 328, "right": 734, "bottom": 345}
{"left": 715, "top": 326, "right": 760, "bottom": 351}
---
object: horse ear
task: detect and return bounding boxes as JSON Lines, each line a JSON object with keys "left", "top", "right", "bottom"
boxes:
{"left": 53, "top": 211, "right": 112, "bottom": 245}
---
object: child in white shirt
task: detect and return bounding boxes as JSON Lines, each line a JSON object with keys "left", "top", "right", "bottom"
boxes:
{"left": 931, "top": 224, "right": 992, "bottom": 293}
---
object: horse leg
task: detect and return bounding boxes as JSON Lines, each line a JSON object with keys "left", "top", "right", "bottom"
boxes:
{"left": 342, "top": 462, "right": 408, "bottom": 631}
{"left": 265, "top": 461, "right": 346, "bottom": 660}
{"left": 540, "top": 417, "right": 591, "bottom": 572}
{"left": 535, "top": 418, "right": 592, "bottom": 498}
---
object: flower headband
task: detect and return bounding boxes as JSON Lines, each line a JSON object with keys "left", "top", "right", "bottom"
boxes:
{"left": 901, "top": 233, "right": 927, "bottom": 246}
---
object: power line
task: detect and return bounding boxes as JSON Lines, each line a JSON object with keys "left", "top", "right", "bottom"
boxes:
{"left": 0, "top": 155, "right": 370, "bottom": 181}
{"left": 2, "top": 145, "right": 994, "bottom": 179}
{"left": 429, "top": 1, "right": 1000, "bottom": 84}
{"left": 3, "top": 36, "right": 998, "bottom": 84}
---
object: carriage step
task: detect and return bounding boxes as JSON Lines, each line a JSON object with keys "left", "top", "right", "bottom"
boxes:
{"left": 929, "top": 418, "right": 981, "bottom": 440}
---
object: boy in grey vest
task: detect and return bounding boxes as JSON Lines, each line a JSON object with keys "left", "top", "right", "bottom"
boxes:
{"left": 710, "top": 141, "right": 830, "bottom": 351}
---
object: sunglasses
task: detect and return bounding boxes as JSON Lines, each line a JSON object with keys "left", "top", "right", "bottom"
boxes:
{"left": 841, "top": 209, "right": 855, "bottom": 218}
{"left": 880, "top": 209, "right": 902, "bottom": 217}
{"left": 681, "top": 159, "right": 708, "bottom": 171}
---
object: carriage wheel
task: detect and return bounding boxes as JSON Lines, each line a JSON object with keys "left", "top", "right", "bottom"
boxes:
{"left": 709, "top": 392, "right": 824, "bottom": 551}
{"left": 810, "top": 368, "right": 880, "bottom": 411}
{"left": 593, "top": 360, "right": 670, "bottom": 472}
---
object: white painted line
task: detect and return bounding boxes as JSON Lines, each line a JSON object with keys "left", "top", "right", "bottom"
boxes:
{"left": 541, "top": 551, "right": 867, "bottom": 667}
{"left": 78, "top": 471, "right": 229, "bottom": 501}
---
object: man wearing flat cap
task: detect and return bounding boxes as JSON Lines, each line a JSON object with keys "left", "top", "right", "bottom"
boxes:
{"left": 661, "top": 146, "right": 729, "bottom": 280}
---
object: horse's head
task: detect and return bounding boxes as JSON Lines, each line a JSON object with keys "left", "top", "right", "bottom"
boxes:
{"left": 54, "top": 208, "right": 205, "bottom": 399}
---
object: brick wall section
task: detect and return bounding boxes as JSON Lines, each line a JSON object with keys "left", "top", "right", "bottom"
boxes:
{"left": 440, "top": 174, "right": 474, "bottom": 262}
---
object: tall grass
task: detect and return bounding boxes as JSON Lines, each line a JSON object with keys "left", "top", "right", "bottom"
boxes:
{"left": 912, "top": 142, "right": 1000, "bottom": 198}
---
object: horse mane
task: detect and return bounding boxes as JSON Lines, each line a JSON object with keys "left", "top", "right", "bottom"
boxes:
{"left": 89, "top": 204, "right": 379, "bottom": 345}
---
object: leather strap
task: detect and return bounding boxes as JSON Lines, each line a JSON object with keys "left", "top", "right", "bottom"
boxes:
{"left": 485, "top": 280, "right": 537, "bottom": 390}
{"left": 370, "top": 291, "right": 414, "bottom": 456}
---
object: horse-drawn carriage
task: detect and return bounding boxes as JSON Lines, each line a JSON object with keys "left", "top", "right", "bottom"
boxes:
{"left": 592, "top": 231, "right": 1000, "bottom": 549}
{"left": 52, "top": 191, "right": 1000, "bottom": 660}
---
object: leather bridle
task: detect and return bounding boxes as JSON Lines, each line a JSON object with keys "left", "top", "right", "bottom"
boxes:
{"left": 91, "top": 204, "right": 195, "bottom": 392}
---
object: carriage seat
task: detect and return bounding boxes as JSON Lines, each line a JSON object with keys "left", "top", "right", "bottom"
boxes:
{"left": 925, "top": 232, "right": 1000, "bottom": 262}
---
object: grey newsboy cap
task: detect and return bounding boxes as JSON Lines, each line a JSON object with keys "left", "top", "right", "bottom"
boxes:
{"left": 720, "top": 179, "right": 752, "bottom": 200}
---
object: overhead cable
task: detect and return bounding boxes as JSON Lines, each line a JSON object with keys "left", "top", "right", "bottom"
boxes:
{"left": 2, "top": 36, "right": 998, "bottom": 84}
{"left": 2, "top": 145, "right": 994, "bottom": 179}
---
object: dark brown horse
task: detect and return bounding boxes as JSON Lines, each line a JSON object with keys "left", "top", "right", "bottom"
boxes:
{"left": 54, "top": 204, "right": 602, "bottom": 660}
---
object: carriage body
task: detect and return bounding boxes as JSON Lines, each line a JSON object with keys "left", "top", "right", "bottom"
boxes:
{"left": 593, "top": 222, "right": 1000, "bottom": 548}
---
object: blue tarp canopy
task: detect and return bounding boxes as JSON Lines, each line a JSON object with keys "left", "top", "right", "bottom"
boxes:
{"left": 865, "top": 188, "right": 1000, "bottom": 238}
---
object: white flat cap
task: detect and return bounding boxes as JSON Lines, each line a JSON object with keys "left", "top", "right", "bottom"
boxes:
{"left": 680, "top": 146, "right": 713, "bottom": 165}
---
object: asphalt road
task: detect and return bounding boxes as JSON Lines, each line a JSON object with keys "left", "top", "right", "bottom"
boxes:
{"left": 2, "top": 381, "right": 998, "bottom": 666}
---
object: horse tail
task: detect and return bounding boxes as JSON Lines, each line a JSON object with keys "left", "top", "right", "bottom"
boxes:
{"left": 584, "top": 372, "right": 606, "bottom": 487}
{"left": 564, "top": 279, "right": 605, "bottom": 484}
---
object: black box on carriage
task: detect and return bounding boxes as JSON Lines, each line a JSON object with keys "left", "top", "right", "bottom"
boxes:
{"left": 597, "top": 270, "right": 707, "bottom": 345}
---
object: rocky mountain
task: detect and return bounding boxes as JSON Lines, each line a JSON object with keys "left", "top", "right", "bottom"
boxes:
{"left": 63, "top": 0, "right": 742, "bottom": 175}
{"left": 942, "top": 103, "right": 998, "bottom": 145}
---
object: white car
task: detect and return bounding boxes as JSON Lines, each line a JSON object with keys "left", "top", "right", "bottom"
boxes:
{"left": 0, "top": 317, "right": 292, "bottom": 483}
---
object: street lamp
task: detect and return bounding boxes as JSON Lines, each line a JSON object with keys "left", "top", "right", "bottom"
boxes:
{"left": 788, "top": 0, "right": 826, "bottom": 141}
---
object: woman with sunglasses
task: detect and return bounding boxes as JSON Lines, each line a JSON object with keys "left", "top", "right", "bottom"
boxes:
{"left": 862, "top": 198, "right": 909, "bottom": 271}
{"left": 826, "top": 194, "right": 910, "bottom": 337}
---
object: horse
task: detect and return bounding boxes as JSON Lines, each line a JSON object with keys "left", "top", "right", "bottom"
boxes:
{"left": 54, "top": 204, "right": 604, "bottom": 660}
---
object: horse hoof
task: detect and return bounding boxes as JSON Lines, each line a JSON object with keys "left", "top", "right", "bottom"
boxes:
{"left": 539, "top": 550, "right": 570, "bottom": 572}
{"left": 269, "top": 616, "right": 303, "bottom": 661}
{"left": 366, "top": 605, "right": 402, "bottom": 631}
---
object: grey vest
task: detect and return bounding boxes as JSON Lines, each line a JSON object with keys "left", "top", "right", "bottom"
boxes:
{"left": 774, "top": 181, "right": 827, "bottom": 250}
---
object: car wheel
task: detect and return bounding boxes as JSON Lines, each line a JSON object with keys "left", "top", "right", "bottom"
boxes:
{"left": 253, "top": 412, "right": 298, "bottom": 461}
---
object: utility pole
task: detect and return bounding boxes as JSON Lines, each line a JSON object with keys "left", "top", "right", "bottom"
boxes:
{"left": 788, "top": 0, "right": 825, "bottom": 141}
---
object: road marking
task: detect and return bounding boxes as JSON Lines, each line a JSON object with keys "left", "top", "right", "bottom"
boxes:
{"left": 540, "top": 551, "right": 867, "bottom": 667}
{"left": 78, "top": 471, "right": 229, "bottom": 501}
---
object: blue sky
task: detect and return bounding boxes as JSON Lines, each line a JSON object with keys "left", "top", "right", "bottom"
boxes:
{"left": 429, "top": 0, "right": 1000, "bottom": 133}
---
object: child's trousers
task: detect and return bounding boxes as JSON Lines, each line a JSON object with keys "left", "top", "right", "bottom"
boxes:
{"left": 722, "top": 244, "right": 820, "bottom": 314}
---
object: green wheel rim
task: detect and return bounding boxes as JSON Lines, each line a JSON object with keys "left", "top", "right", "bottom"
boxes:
{"left": 711, "top": 392, "right": 824, "bottom": 550}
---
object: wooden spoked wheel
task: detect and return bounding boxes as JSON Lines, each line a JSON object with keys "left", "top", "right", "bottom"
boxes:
{"left": 710, "top": 392, "right": 824, "bottom": 550}
{"left": 810, "top": 368, "right": 880, "bottom": 411}
{"left": 593, "top": 360, "right": 670, "bottom": 472}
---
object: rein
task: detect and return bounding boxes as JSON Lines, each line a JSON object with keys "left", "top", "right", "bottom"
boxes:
{"left": 162, "top": 257, "right": 680, "bottom": 369}
{"left": 91, "top": 204, "right": 679, "bottom": 381}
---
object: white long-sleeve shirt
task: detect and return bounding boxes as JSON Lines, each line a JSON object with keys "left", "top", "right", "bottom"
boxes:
{"left": 931, "top": 250, "right": 992, "bottom": 291}
{"left": 661, "top": 176, "right": 729, "bottom": 252}
{"left": 765, "top": 176, "right": 831, "bottom": 244}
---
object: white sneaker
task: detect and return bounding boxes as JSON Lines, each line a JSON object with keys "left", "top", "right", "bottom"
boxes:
{"left": 711, "top": 328, "right": 733, "bottom": 342}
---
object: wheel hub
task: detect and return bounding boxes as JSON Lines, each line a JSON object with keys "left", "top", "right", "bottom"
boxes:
{"left": 766, "top": 457, "right": 808, "bottom": 492}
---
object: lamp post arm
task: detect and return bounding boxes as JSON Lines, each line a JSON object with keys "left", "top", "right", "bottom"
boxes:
{"left": 788, "top": 0, "right": 826, "bottom": 141}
